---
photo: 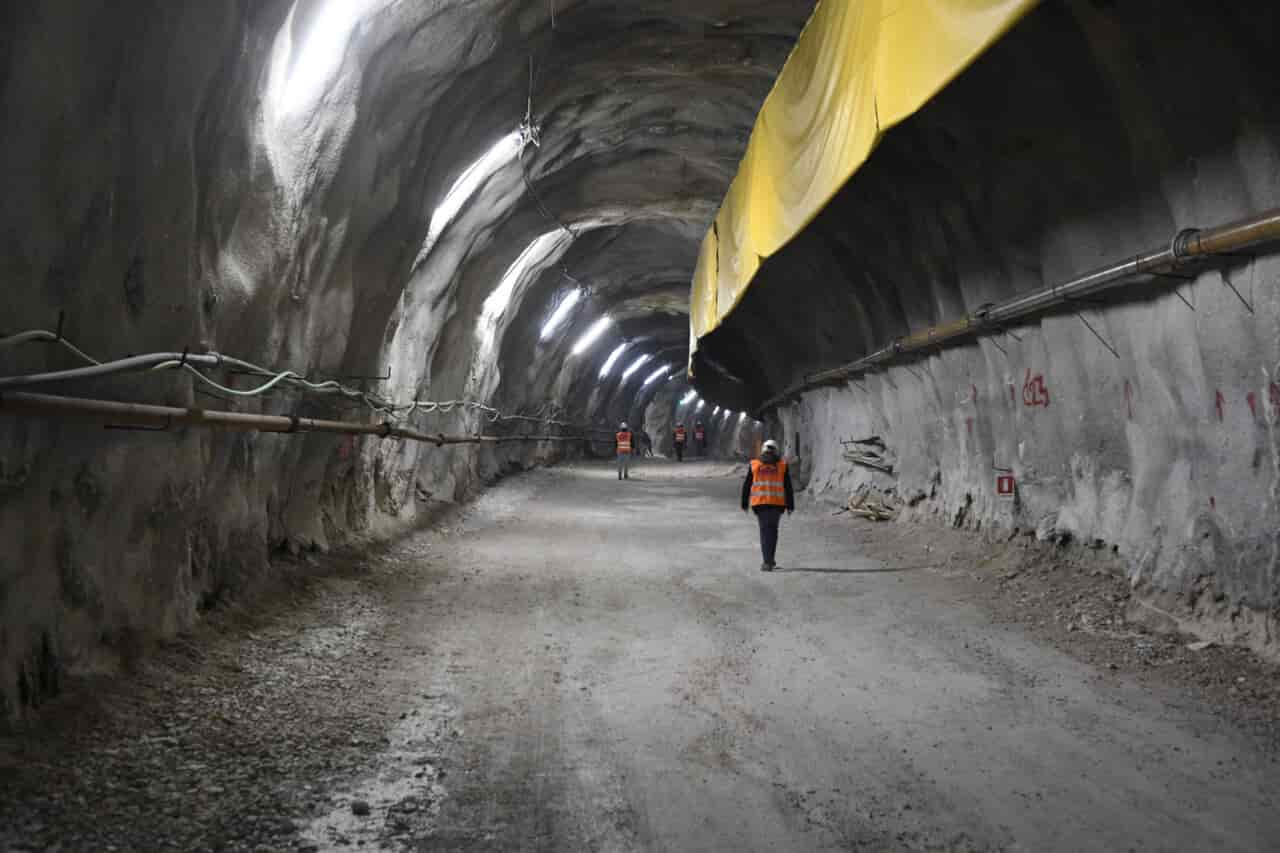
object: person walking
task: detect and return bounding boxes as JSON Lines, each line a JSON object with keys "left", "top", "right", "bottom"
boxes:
{"left": 694, "top": 421, "right": 707, "bottom": 456}
{"left": 741, "top": 439, "right": 794, "bottom": 571}
{"left": 673, "top": 423, "right": 688, "bottom": 462}
{"left": 616, "top": 422, "right": 634, "bottom": 480}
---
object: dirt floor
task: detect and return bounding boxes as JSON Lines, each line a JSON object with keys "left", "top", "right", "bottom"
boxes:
{"left": 2, "top": 460, "right": 1279, "bottom": 852}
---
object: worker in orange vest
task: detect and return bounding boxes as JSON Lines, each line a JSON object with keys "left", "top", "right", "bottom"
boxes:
{"left": 673, "top": 423, "right": 688, "bottom": 461}
{"left": 695, "top": 421, "right": 707, "bottom": 456}
{"left": 740, "top": 439, "right": 794, "bottom": 571}
{"left": 616, "top": 422, "right": 634, "bottom": 480}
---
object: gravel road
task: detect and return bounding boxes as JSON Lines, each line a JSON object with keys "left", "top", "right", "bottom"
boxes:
{"left": 3, "top": 460, "right": 1278, "bottom": 851}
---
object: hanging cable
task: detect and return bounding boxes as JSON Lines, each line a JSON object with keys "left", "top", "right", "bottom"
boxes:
{"left": 0, "top": 329, "right": 615, "bottom": 434}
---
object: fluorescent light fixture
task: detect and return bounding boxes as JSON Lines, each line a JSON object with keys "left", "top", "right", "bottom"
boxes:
{"left": 642, "top": 364, "right": 669, "bottom": 386}
{"left": 680, "top": 390, "right": 698, "bottom": 405}
{"left": 723, "top": 408, "right": 733, "bottom": 419}
{"left": 598, "top": 342, "right": 630, "bottom": 377}
{"left": 571, "top": 315, "right": 613, "bottom": 355}
{"left": 738, "top": 412, "right": 747, "bottom": 422}
{"left": 712, "top": 406, "right": 721, "bottom": 415}
{"left": 540, "top": 287, "right": 582, "bottom": 340}
{"left": 621, "top": 354, "right": 652, "bottom": 380}
{"left": 696, "top": 400, "right": 705, "bottom": 411}
{"left": 418, "top": 132, "right": 523, "bottom": 265}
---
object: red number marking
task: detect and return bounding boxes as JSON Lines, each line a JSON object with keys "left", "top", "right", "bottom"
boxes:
{"left": 1022, "top": 369, "right": 1050, "bottom": 408}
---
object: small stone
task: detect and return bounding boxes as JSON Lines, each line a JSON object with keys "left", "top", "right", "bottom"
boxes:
{"left": 350, "top": 800, "right": 371, "bottom": 817}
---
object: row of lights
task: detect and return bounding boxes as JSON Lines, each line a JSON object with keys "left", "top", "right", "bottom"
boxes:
{"left": 277, "top": 4, "right": 761, "bottom": 432}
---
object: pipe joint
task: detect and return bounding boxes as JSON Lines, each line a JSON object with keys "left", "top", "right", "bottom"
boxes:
{"left": 1172, "top": 228, "right": 1202, "bottom": 259}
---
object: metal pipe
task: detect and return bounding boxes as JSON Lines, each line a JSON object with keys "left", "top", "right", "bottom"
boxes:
{"left": 755, "top": 207, "right": 1280, "bottom": 414}
{"left": 0, "top": 392, "right": 599, "bottom": 446}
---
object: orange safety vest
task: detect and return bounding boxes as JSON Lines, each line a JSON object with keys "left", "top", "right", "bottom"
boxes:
{"left": 674, "top": 427, "right": 687, "bottom": 443}
{"left": 749, "top": 459, "right": 788, "bottom": 508}
{"left": 616, "top": 431, "right": 633, "bottom": 453}
{"left": 695, "top": 426, "right": 705, "bottom": 440}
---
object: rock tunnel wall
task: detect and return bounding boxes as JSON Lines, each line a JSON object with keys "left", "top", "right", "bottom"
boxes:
{"left": 0, "top": 0, "right": 811, "bottom": 716}
{"left": 694, "top": 1, "right": 1280, "bottom": 653}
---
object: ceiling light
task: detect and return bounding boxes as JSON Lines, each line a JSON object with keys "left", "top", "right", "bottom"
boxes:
{"left": 642, "top": 364, "right": 669, "bottom": 386}
{"left": 599, "top": 342, "right": 630, "bottom": 377}
{"left": 540, "top": 287, "right": 582, "bottom": 340}
{"left": 621, "top": 354, "right": 652, "bottom": 380}
{"left": 571, "top": 316, "right": 613, "bottom": 355}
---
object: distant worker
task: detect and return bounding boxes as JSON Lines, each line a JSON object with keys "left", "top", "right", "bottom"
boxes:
{"left": 616, "top": 422, "right": 634, "bottom": 480}
{"left": 640, "top": 429, "right": 655, "bottom": 457}
{"left": 695, "top": 421, "right": 707, "bottom": 456}
{"left": 741, "top": 439, "right": 794, "bottom": 572}
{"left": 673, "top": 423, "right": 688, "bottom": 462}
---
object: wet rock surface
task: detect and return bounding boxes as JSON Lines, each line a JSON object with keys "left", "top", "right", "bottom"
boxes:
{"left": 2, "top": 462, "right": 1279, "bottom": 851}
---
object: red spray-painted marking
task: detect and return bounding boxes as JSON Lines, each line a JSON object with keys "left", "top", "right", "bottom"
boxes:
{"left": 338, "top": 435, "right": 356, "bottom": 461}
{"left": 1022, "top": 369, "right": 1050, "bottom": 408}
{"left": 1124, "top": 380, "right": 1133, "bottom": 421}
{"left": 966, "top": 416, "right": 974, "bottom": 436}
{"left": 1248, "top": 392, "right": 1258, "bottom": 419}
{"left": 1215, "top": 390, "right": 1225, "bottom": 422}
{"left": 1210, "top": 496, "right": 1217, "bottom": 510}
{"left": 1010, "top": 385, "right": 1016, "bottom": 405}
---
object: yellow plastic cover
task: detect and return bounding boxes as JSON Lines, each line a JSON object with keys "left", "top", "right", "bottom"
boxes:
{"left": 690, "top": 0, "right": 1037, "bottom": 345}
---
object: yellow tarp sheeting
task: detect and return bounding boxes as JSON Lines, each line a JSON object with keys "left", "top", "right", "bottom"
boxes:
{"left": 690, "top": 0, "right": 1037, "bottom": 346}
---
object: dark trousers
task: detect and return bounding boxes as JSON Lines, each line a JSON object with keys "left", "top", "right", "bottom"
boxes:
{"left": 674, "top": 442, "right": 685, "bottom": 461}
{"left": 754, "top": 506, "right": 784, "bottom": 564}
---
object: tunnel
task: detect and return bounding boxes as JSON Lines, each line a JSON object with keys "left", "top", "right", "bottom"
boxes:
{"left": 2, "top": 1, "right": 1280, "bottom": 849}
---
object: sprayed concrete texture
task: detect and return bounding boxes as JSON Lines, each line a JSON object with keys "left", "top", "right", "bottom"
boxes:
{"left": 3, "top": 463, "right": 1279, "bottom": 851}
{"left": 0, "top": 1, "right": 804, "bottom": 714}
{"left": 688, "top": 1, "right": 1280, "bottom": 654}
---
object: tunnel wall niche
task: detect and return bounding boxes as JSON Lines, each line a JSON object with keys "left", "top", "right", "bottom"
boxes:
{"left": 696, "top": 0, "right": 1280, "bottom": 654}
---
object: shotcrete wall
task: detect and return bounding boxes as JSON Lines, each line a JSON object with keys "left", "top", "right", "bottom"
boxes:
{"left": 694, "top": 1, "right": 1280, "bottom": 652}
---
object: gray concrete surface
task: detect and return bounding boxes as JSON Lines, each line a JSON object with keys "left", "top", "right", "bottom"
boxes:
{"left": 297, "top": 461, "right": 1280, "bottom": 851}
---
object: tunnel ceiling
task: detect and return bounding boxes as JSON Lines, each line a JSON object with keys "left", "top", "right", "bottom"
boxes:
{"left": 264, "top": 0, "right": 820, "bottom": 427}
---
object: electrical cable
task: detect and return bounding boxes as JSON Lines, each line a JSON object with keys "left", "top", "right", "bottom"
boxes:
{"left": 0, "top": 329, "right": 103, "bottom": 366}
{"left": 0, "top": 329, "right": 614, "bottom": 434}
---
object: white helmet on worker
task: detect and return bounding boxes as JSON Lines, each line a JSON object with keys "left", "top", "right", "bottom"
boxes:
{"left": 620, "top": 421, "right": 629, "bottom": 430}
{"left": 762, "top": 439, "right": 780, "bottom": 453}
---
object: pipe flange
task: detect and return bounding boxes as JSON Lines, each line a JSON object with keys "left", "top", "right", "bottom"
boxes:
{"left": 1172, "top": 227, "right": 1201, "bottom": 259}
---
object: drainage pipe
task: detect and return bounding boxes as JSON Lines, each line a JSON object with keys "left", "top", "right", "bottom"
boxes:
{"left": 0, "top": 392, "right": 605, "bottom": 445}
{"left": 756, "top": 208, "right": 1280, "bottom": 413}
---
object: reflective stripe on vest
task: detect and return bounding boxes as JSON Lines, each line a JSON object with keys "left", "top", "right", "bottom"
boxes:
{"left": 695, "top": 428, "right": 705, "bottom": 440}
{"left": 616, "top": 432, "right": 632, "bottom": 453}
{"left": 750, "top": 459, "right": 788, "bottom": 508}
{"left": 675, "top": 428, "right": 687, "bottom": 442}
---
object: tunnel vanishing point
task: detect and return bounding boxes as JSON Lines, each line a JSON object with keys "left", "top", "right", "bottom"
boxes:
{"left": 3, "top": 1, "right": 1280, "bottom": 849}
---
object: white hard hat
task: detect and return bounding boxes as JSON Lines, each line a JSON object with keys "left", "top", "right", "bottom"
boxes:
{"left": 620, "top": 422, "right": 629, "bottom": 430}
{"left": 762, "top": 439, "right": 780, "bottom": 452}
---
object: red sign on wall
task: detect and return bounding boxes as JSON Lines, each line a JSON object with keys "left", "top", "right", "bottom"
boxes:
{"left": 996, "top": 474, "right": 1016, "bottom": 500}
